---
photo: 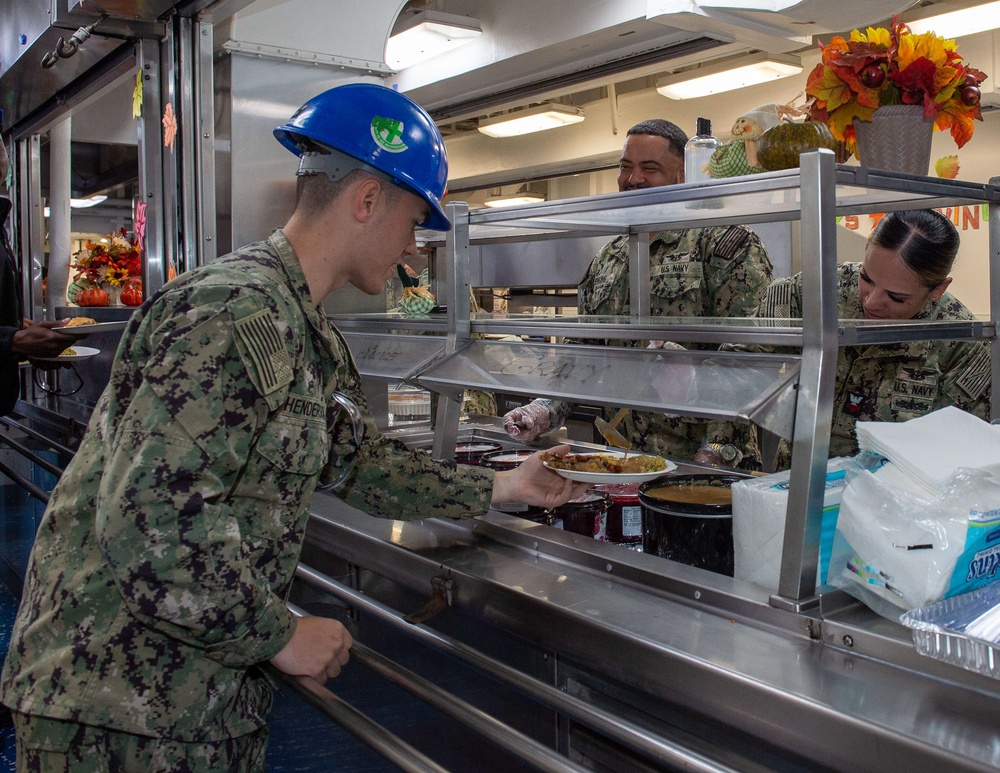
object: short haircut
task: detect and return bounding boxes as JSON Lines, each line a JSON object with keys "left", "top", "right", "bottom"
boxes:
{"left": 294, "top": 169, "right": 402, "bottom": 218}
{"left": 626, "top": 119, "right": 688, "bottom": 158}
{"left": 869, "top": 209, "right": 960, "bottom": 287}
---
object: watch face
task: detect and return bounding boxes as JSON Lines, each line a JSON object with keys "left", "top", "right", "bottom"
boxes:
{"left": 720, "top": 445, "right": 737, "bottom": 462}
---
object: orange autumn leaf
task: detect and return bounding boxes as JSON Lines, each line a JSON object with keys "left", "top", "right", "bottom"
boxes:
{"left": 940, "top": 104, "right": 978, "bottom": 148}
{"left": 806, "top": 64, "right": 855, "bottom": 113}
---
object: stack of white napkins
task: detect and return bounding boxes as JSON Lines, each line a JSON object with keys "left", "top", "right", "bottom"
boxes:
{"left": 856, "top": 406, "right": 1000, "bottom": 498}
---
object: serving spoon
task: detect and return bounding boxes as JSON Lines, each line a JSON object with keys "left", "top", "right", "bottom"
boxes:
{"left": 593, "top": 407, "right": 631, "bottom": 459}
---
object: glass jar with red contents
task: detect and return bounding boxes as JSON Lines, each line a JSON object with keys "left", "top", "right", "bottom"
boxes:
{"left": 591, "top": 482, "right": 642, "bottom": 544}
{"left": 551, "top": 490, "right": 610, "bottom": 539}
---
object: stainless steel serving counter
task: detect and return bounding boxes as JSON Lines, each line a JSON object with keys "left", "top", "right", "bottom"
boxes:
{"left": 302, "top": 489, "right": 1000, "bottom": 772}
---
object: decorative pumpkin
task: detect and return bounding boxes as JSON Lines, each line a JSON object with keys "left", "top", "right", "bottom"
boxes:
{"left": 756, "top": 120, "right": 839, "bottom": 171}
{"left": 400, "top": 285, "right": 436, "bottom": 316}
{"left": 121, "top": 284, "right": 143, "bottom": 307}
{"left": 76, "top": 287, "right": 109, "bottom": 307}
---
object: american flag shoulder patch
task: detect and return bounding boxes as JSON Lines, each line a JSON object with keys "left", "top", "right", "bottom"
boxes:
{"left": 234, "top": 309, "right": 293, "bottom": 395}
{"left": 761, "top": 281, "right": 794, "bottom": 318}
{"left": 713, "top": 227, "right": 751, "bottom": 259}
{"left": 956, "top": 345, "right": 991, "bottom": 402}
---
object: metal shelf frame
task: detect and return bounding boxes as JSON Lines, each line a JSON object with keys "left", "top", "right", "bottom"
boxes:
{"left": 331, "top": 150, "right": 1000, "bottom": 607}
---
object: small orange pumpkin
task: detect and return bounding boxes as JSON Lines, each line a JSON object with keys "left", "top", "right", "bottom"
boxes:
{"left": 121, "top": 284, "right": 143, "bottom": 307}
{"left": 77, "top": 287, "right": 109, "bottom": 307}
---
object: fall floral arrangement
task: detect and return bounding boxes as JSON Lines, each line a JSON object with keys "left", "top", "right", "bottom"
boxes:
{"left": 71, "top": 227, "right": 142, "bottom": 288}
{"left": 805, "top": 17, "right": 987, "bottom": 157}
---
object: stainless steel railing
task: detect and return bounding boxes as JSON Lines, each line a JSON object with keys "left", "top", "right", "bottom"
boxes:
{"left": 281, "top": 601, "right": 589, "bottom": 773}
{"left": 294, "top": 563, "right": 739, "bottom": 773}
{"left": 263, "top": 663, "right": 450, "bottom": 773}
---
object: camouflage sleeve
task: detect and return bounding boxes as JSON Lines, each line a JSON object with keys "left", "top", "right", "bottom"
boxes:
{"left": 324, "top": 365, "right": 496, "bottom": 520}
{"left": 700, "top": 226, "right": 774, "bottom": 317}
{"left": 577, "top": 238, "right": 627, "bottom": 317}
{"left": 940, "top": 339, "right": 992, "bottom": 421}
{"left": 702, "top": 273, "right": 799, "bottom": 466}
{"left": 95, "top": 284, "right": 296, "bottom": 668}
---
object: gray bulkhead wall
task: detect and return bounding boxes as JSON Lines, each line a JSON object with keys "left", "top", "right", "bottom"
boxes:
{"left": 213, "top": 55, "right": 388, "bottom": 313}
{"left": 211, "top": 0, "right": 406, "bottom": 314}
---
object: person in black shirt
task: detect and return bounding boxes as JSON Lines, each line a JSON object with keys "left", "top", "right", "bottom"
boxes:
{"left": 0, "top": 137, "right": 84, "bottom": 416}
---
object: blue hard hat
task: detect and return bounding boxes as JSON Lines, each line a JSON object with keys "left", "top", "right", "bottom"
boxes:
{"left": 274, "top": 83, "right": 450, "bottom": 231}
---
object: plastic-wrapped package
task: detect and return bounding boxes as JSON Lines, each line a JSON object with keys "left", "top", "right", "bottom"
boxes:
{"left": 829, "top": 462, "right": 1000, "bottom": 620}
{"left": 901, "top": 582, "right": 1000, "bottom": 679}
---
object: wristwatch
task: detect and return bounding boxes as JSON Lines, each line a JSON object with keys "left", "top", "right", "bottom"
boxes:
{"left": 705, "top": 442, "right": 742, "bottom": 465}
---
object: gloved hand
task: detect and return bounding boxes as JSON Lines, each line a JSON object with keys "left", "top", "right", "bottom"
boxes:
{"left": 647, "top": 340, "right": 686, "bottom": 350}
{"left": 503, "top": 399, "right": 555, "bottom": 442}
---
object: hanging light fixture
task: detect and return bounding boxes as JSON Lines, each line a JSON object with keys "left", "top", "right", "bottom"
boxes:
{"left": 478, "top": 104, "right": 585, "bottom": 138}
{"left": 483, "top": 184, "right": 546, "bottom": 208}
{"left": 386, "top": 10, "right": 482, "bottom": 71}
{"left": 656, "top": 53, "right": 802, "bottom": 100}
{"left": 70, "top": 194, "right": 108, "bottom": 208}
{"left": 906, "top": 1, "right": 1000, "bottom": 37}
{"left": 483, "top": 192, "right": 546, "bottom": 208}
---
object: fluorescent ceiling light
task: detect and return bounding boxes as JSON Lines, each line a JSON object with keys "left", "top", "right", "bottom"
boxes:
{"left": 386, "top": 10, "right": 482, "bottom": 71}
{"left": 478, "top": 104, "right": 585, "bottom": 138}
{"left": 483, "top": 194, "right": 546, "bottom": 208}
{"left": 70, "top": 195, "right": 108, "bottom": 209}
{"left": 43, "top": 195, "right": 109, "bottom": 217}
{"left": 656, "top": 54, "right": 802, "bottom": 100}
{"left": 906, "top": 2, "right": 1000, "bottom": 37}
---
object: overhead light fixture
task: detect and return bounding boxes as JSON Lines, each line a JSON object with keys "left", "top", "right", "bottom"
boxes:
{"left": 906, "top": 1, "right": 1000, "bottom": 38}
{"left": 483, "top": 193, "right": 546, "bottom": 208}
{"left": 386, "top": 10, "right": 482, "bottom": 71}
{"left": 43, "top": 195, "right": 109, "bottom": 217}
{"left": 478, "top": 104, "right": 585, "bottom": 138}
{"left": 70, "top": 194, "right": 108, "bottom": 209}
{"left": 656, "top": 53, "right": 802, "bottom": 100}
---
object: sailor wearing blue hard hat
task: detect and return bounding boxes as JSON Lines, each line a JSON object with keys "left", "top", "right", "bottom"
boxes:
{"left": 0, "top": 82, "right": 592, "bottom": 772}
{"left": 274, "top": 82, "right": 451, "bottom": 232}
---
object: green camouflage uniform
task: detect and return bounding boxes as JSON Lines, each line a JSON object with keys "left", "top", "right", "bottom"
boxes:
{"left": 0, "top": 231, "right": 493, "bottom": 749}
{"left": 706, "top": 262, "right": 992, "bottom": 468}
{"left": 550, "top": 227, "right": 772, "bottom": 461}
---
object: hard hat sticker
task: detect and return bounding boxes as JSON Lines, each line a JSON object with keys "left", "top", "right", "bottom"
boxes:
{"left": 371, "top": 116, "right": 408, "bottom": 153}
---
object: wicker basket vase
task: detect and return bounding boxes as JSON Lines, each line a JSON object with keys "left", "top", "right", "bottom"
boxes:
{"left": 853, "top": 104, "right": 934, "bottom": 176}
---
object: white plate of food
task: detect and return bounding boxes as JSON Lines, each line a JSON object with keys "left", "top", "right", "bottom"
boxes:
{"left": 540, "top": 450, "right": 677, "bottom": 484}
{"left": 36, "top": 346, "right": 101, "bottom": 362}
{"left": 60, "top": 320, "right": 128, "bottom": 335}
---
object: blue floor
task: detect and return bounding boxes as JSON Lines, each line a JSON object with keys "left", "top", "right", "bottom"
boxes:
{"left": 1, "top": 579, "right": 17, "bottom": 772}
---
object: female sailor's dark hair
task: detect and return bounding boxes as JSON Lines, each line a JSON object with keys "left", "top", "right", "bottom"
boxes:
{"left": 868, "top": 209, "right": 960, "bottom": 288}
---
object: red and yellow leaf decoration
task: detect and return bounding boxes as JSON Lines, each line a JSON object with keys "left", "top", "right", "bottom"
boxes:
{"left": 806, "top": 17, "right": 987, "bottom": 158}
{"left": 934, "top": 155, "right": 960, "bottom": 178}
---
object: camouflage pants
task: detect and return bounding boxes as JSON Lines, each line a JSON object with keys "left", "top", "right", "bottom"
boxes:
{"left": 12, "top": 712, "right": 268, "bottom": 773}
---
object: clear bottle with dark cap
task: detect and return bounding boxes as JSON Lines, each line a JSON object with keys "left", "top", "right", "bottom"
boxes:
{"left": 684, "top": 117, "right": 720, "bottom": 184}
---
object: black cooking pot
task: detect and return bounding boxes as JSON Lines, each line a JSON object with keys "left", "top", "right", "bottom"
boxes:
{"left": 638, "top": 473, "right": 745, "bottom": 576}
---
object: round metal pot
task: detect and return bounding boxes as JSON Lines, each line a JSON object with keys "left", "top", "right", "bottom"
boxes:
{"left": 638, "top": 473, "right": 744, "bottom": 576}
